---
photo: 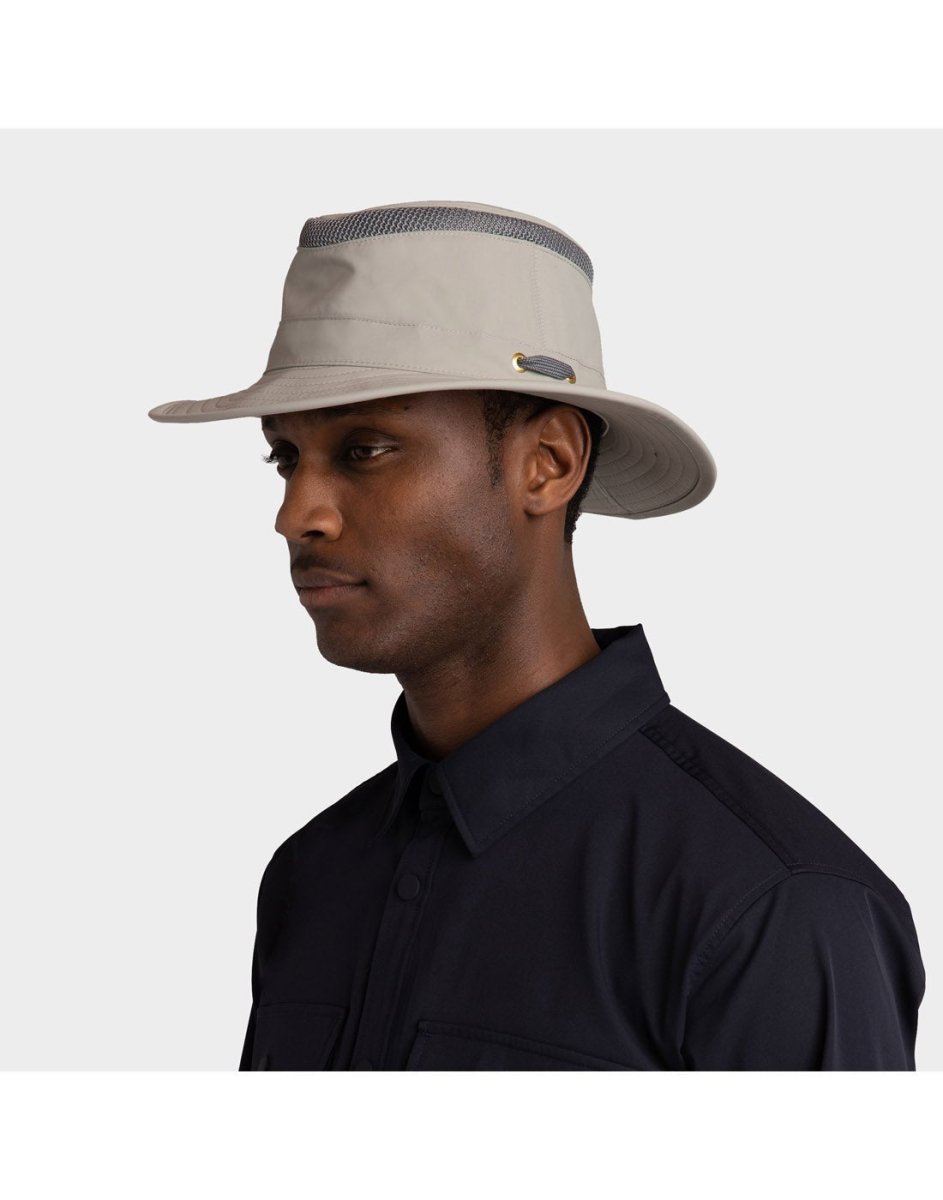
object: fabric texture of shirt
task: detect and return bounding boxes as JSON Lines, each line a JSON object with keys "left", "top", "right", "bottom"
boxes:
{"left": 238, "top": 623, "right": 925, "bottom": 1071}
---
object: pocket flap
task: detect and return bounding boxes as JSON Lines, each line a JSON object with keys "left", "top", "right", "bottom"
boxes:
{"left": 253, "top": 1001, "right": 347, "bottom": 1070}
{"left": 407, "top": 1019, "right": 633, "bottom": 1070}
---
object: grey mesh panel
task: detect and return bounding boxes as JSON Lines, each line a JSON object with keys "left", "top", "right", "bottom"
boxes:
{"left": 299, "top": 205, "right": 593, "bottom": 284}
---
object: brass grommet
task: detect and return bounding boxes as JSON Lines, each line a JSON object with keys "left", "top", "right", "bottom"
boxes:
{"left": 566, "top": 372, "right": 576, "bottom": 384}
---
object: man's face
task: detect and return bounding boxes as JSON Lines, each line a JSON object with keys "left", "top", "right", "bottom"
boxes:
{"left": 260, "top": 390, "right": 526, "bottom": 676}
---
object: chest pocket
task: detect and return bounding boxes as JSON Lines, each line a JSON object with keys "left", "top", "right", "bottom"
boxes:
{"left": 406, "top": 1020, "right": 634, "bottom": 1071}
{"left": 252, "top": 1001, "right": 347, "bottom": 1070}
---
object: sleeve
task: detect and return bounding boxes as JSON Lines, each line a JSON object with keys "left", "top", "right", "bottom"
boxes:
{"left": 680, "top": 871, "right": 926, "bottom": 1070}
{"left": 238, "top": 931, "right": 261, "bottom": 1071}
{"left": 237, "top": 846, "right": 288, "bottom": 1071}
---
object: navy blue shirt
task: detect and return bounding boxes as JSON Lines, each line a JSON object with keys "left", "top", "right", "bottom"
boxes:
{"left": 239, "top": 623, "right": 925, "bottom": 1070}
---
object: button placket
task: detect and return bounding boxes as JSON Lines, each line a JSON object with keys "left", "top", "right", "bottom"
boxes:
{"left": 347, "top": 765, "right": 448, "bottom": 1069}
{"left": 417, "top": 767, "right": 448, "bottom": 835}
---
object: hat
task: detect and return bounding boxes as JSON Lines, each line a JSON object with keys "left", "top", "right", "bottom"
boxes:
{"left": 147, "top": 199, "right": 716, "bottom": 519}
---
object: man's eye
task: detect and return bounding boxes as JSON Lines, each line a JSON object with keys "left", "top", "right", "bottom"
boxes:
{"left": 342, "top": 445, "right": 394, "bottom": 463}
{"left": 260, "top": 445, "right": 393, "bottom": 471}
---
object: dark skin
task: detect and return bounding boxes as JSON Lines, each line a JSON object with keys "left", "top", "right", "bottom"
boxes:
{"left": 261, "top": 389, "right": 600, "bottom": 761}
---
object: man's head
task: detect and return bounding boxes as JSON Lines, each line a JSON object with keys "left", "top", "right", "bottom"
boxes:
{"left": 261, "top": 388, "right": 605, "bottom": 676}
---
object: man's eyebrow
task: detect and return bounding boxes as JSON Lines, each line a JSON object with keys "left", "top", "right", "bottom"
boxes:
{"left": 261, "top": 403, "right": 412, "bottom": 433}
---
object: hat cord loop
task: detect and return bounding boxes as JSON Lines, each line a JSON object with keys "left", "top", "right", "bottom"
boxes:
{"left": 512, "top": 352, "right": 577, "bottom": 384}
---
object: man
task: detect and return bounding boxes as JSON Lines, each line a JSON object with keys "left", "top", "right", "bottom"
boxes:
{"left": 149, "top": 199, "right": 925, "bottom": 1070}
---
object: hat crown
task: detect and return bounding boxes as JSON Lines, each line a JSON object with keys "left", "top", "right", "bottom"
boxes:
{"left": 265, "top": 199, "right": 607, "bottom": 390}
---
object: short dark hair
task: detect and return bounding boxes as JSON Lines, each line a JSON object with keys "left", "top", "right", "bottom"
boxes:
{"left": 478, "top": 389, "right": 605, "bottom": 544}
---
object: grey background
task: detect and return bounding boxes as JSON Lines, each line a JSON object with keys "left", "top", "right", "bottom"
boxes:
{"left": 1, "top": 129, "right": 939, "bottom": 1068}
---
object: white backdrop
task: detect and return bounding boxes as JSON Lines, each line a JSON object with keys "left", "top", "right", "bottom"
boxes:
{"left": 1, "top": 129, "right": 939, "bottom": 1068}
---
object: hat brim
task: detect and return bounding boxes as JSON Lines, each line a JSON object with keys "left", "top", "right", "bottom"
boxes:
{"left": 147, "top": 365, "right": 716, "bottom": 520}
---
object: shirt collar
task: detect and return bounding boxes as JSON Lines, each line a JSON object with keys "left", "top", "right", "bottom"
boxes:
{"left": 373, "top": 623, "right": 671, "bottom": 858}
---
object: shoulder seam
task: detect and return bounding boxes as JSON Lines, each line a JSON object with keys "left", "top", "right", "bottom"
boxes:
{"left": 640, "top": 714, "right": 920, "bottom": 954}
{"left": 684, "top": 868, "right": 890, "bottom": 1004}
{"left": 639, "top": 719, "right": 796, "bottom": 865}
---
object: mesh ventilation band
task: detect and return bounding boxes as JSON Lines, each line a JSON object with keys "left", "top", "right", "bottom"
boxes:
{"left": 299, "top": 205, "right": 594, "bottom": 284}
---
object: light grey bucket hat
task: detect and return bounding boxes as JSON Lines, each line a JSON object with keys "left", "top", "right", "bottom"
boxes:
{"left": 147, "top": 199, "right": 716, "bottom": 519}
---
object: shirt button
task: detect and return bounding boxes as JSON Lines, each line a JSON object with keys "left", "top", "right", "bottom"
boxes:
{"left": 353, "top": 1058, "right": 374, "bottom": 1070}
{"left": 397, "top": 873, "right": 421, "bottom": 900}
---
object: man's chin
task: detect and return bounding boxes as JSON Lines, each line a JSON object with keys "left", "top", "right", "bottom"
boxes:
{"left": 312, "top": 626, "right": 398, "bottom": 676}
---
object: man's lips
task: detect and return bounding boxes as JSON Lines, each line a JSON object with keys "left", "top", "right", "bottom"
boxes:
{"left": 292, "top": 572, "right": 365, "bottom": 589}
{"left": 296, "top": 581, "right": 366, "bottom": 608}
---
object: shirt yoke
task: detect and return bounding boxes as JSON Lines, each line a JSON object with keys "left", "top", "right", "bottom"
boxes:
{"left": 636, "top": 702, "right": 916, "bottom": 926}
